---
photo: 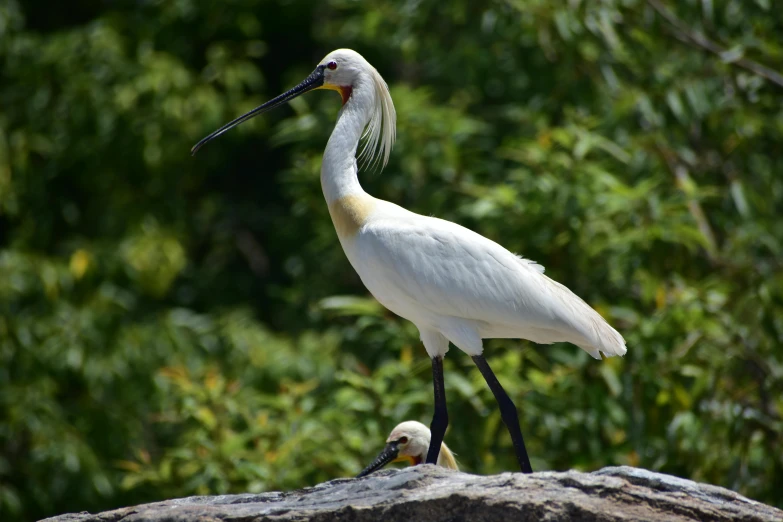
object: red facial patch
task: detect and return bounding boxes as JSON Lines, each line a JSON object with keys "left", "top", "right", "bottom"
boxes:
{"left": 338, "top": 86, "right": 353, "bottom": 105}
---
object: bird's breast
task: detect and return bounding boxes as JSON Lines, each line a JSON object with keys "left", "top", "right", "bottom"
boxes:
{"left": 327, "top": 194, "right": 377, "bottom": 240}
{"left": 327, "top": 198, "right": 433, "bottom": 325}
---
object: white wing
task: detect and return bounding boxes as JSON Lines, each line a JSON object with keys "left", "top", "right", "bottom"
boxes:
{"left": 356, "top": 208, "right": 626, "bottom": 358}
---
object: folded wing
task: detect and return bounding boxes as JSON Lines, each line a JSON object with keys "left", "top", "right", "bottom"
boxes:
{"left": 359, "top": 212, "right": 626, "bottom": 358}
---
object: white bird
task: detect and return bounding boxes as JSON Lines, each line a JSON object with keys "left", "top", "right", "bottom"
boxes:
{"left": 192, "top": 48, "right": 627, "bottom": 473}
{"left": 357, "top": 420, "right": 458, "bottom": 477}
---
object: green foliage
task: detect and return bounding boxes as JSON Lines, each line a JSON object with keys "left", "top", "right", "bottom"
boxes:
{"left": 1, "top": 0, "right": 782, "bottom": 520}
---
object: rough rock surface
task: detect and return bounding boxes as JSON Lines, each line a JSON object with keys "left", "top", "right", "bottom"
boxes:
{"left": 41, "top": 465, "right": 782, "bottom": 522}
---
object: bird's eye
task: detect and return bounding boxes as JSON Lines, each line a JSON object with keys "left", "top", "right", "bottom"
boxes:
{"left": 398, "top": 436, "right": 409, "bottom": 444}
{"left": 327, "top": 61, "right": 338, "bottom": 70}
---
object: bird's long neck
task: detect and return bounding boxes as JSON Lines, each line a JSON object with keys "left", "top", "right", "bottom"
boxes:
{"left": 320, "top": 76, "right": 374, "bottom": 205}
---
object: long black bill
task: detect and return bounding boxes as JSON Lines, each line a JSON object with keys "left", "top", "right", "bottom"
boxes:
{"left": 191, "top": 64, "right": 326, "bottom": 155}
{"left": 356, "top": 441, "right": 400, "bottom": 478}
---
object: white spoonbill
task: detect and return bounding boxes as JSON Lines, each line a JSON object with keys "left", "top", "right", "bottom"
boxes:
{"left": 192, "top": 49, "right": 627, "bottom": 473}
{"left": 357, "top": 420, "right": 458, "bottom": 478}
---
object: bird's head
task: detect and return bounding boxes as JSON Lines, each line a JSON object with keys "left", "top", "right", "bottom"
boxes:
{"left": 356, "top": 421, "right": 431, "bottom": 478}
{"left": 388, "top": 420, "right": 431, "bottom": 464}
{"left": 317, "top": 48, "right": 369, "bottom": 105}
{"left": 191, "top": 48, "right": 395, "bottom": 167}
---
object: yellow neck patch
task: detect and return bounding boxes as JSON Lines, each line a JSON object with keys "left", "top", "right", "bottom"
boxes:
{"left": 327, "top": 194, "right": 376, "bottom": 238}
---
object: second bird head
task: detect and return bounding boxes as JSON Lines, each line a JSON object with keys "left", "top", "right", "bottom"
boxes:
{"left": 356, "top": 421, "right": 458, "bottom": 478}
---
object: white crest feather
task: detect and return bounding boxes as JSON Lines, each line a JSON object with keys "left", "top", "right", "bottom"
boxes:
{"left": 357, "top": 64, "right": 396, "bottom": 171}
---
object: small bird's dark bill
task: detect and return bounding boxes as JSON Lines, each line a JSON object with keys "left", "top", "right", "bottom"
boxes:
{"left": 356, "top": 441, "right": 400, "bottom": 478}
{"left": 191, "top": 64, "right": 326, "bottom": 155}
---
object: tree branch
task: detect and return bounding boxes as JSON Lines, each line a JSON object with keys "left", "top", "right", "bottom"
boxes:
{"left": 655, "top": 140, "right": 719, "bottom": 263}
{"left": 646, "top": 0, "right": 783, "bottom": 89}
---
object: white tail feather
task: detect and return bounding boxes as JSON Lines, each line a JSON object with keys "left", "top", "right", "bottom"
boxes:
{"left": 545, "top": 277, "right": 627, "bottom": 359}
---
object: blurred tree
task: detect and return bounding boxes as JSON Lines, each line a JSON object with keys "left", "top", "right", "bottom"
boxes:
{"left": 1, "top": 0, "right": 781, "bottom": 520}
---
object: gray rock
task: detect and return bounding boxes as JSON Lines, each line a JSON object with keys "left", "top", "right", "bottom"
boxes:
{"left": 39, "top": 465, "right": 782, "bottom": 522}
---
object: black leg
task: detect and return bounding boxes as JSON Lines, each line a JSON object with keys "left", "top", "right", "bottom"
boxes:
{"left": 426, "top": 355, "right": 448, "bottom": 465}
{"left": 472, "top": 354, "right": 533, "bottom": 473}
